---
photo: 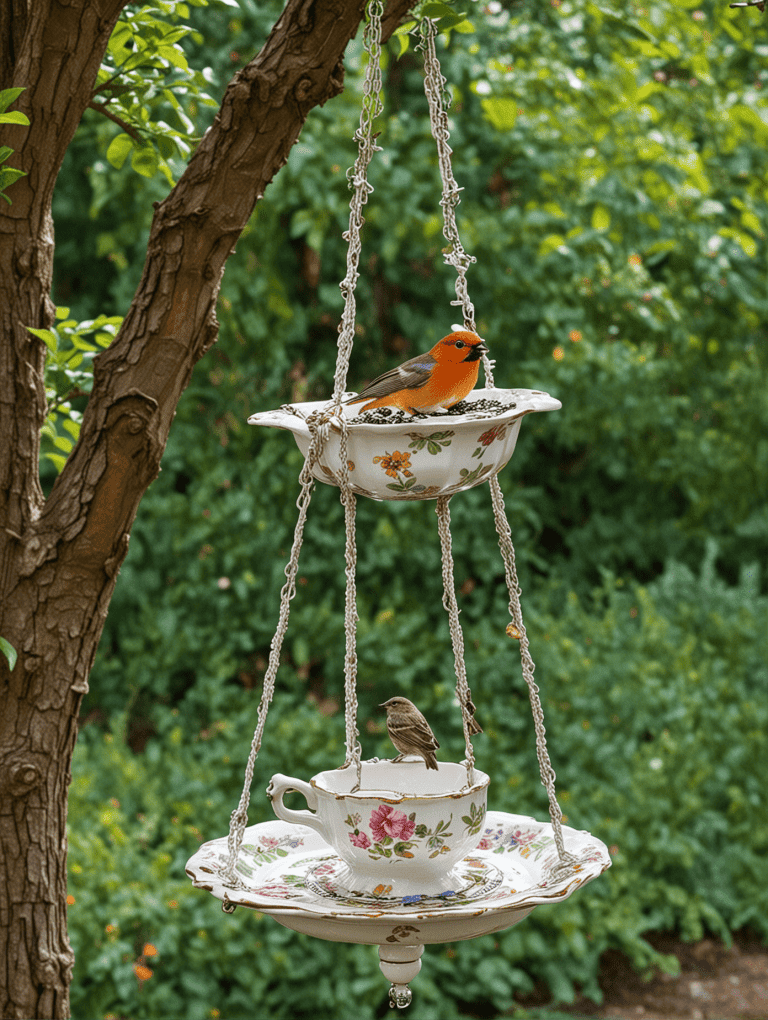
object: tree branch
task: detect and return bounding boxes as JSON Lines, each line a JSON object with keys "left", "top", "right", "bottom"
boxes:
{"left": 87, "top": 100, "right": 142, "bottom": 141}
{"left": 42, "top": 0, "right": 417, "bottom": 550}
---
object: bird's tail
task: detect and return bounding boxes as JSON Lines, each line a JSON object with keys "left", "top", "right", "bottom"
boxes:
{"left": 464, "top": 694, "right": 483, "bottom": 735}
{"left": 467, "top": 716, "right": 483, "bottom": 736}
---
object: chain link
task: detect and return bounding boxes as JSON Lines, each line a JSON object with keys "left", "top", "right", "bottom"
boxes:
{"left": 221, "top": 3, "right": 384, "bottom": 882}
{"left": 418, "top": 18, "right": 495, "bottom": 388}
{"left": 436, "top": 496, "right": 477, "bottom": 787}
{"left": 333, "top": 0, "right": 385, "bottom": 405}
{"left": 338, "top": 420, "right": 363, "bottom": 789}
{"left": 220, "top": 417, "right": 331, "bottom": 887}
{"left": 488, "top": 476, "right": 575, "bottom": 868}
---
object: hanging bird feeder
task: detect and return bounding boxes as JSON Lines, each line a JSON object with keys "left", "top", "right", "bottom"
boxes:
{"left": 187, "top": 4, "right": 610, "bottom": 1010}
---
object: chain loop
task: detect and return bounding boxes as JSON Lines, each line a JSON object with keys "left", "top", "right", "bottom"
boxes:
{"left": 435, "top": 496, "right": 477, "bottom": 787}
{"left": 333, "top": 0, "right": 385, "bottom": 405}
{"left": 488, "top": 476, "right": 575, "bottom": 867}
{"left": 221, "top": 3, "right": 384, "bottom": 883}
{"left": 338, "top": 419, "right": 363, "bottom": 789}
{"left": 220, "top": 417, "right": 331, "bottom": 887}
{"left": 418, "top": 18, "right": 495, "bottom": 388}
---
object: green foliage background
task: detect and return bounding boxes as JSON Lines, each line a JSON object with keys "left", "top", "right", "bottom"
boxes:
{"left": 48, "top": 0, "right": 768, "bottom": 1017}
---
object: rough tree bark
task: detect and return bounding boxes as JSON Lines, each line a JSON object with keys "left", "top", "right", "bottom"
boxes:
{"left": 0, "top": 0, "right": 415, "bottom": 1016}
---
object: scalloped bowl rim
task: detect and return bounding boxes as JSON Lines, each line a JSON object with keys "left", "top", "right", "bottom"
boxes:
{"left": 247, "top": 387, "right": 561, "bottom": 436}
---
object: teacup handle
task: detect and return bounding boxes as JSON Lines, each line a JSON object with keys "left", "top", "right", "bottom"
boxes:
{"left": 267, "top": 773, "right": 328, "bottom": 840}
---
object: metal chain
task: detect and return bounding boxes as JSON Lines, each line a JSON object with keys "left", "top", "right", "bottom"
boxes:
{"left": 435, "top": 496, "right": 477, "bottom": 787}
{"left": 331, "top": 0, "right": 384, "bottom": 786}
{"left": 488, "top": 475, "right": 576, "bottom": 869}
{"left": 333, "top": 0, "right": 385, "bottom": 405}
{"left": 418, "top": 17, "right": 495, "bottom": 389}
{"left": 221, "top": 4, "right": 384, "bottom": 883}
{"left": 220, "top": 416, "right": 331, "bottom": 888}
{"left": 338, "top": 419, "right": 363, "bottom": 789}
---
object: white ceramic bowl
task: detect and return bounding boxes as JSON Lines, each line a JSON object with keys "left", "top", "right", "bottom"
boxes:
{"left": 248, "top": 388, "right": 560, "bottom": 501}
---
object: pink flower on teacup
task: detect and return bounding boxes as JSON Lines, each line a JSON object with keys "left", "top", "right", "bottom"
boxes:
{"left": 349, "top": 830, "right": 372, "bottom": 849}
{"left": 369, "top": 805, "right": 415, "bottom": 843}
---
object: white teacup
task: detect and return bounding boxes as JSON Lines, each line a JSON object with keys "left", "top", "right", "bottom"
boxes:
{"left": 267, "top": 760, "right": 489, "bottom": 896}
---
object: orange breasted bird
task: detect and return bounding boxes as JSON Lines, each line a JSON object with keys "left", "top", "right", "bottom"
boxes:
{"left": 345, "top": 331, "right": 489, "bottom": 415}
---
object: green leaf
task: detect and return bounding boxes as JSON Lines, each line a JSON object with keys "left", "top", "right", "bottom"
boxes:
{"left": 0, "top": 87, "right": 25, "bottom": 113}
{"left": 592, "top": 204, "right": 611, "bottom": 232}
{"left": 0, "top": 111, "right": 30, "bottom": 126}
{"left": 538, "top": 233, "right": 567, "bottom": 256}
{"left": 45, "top": 452, "right": 68, "bottom": 474}
{"left": 740, "top": 210, "right": 762, "bottom": 236}
{"left": 62, "top": 418, "right": 81, "bottom": 441}
{"left": 0, "top": 637, "right": 17, "bottom": 671}
{"left": 158, "top": 44, "right": 189, "bottom": 70}
{"left": 421, "top": 2, "right": 464, "bottom": 17}
{"left": 481, "top": 97, "right": 517, "bottom": 132}
{"left": 27, "top": 326, "right": 58, "bottom": 353}
{"left": 131, "top": 145, "right": 159, "bottom": 178}
{"left": 106, "top": 133, "right": 135, "bottom": 170}
{"left": 0, "top": 167, "right": 26, "bottom": 191}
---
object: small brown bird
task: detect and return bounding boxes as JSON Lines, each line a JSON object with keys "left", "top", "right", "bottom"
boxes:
{"left": 381, "top": 697, "right": 440, "bottom": 770}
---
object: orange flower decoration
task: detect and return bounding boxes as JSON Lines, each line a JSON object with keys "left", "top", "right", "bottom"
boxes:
{"left": 143, "top": 943, "right": 158, "bottom": 957}
{"left": 134, "top": 964, "right": 153, "bottom": 982}
{"left": 373, "top": 451, "right": 413, "bottom": 478}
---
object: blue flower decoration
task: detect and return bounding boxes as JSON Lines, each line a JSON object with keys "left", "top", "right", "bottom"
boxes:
{"left": 401, "top": 894, "right": 423, "bottom": 905}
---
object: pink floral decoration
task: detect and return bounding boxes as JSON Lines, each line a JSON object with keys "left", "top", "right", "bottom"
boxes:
{"left": 349, "top": 831, "right": 372, "bottom": 849}
{"left": 369, "top": 804, "right": 415, "bottom": 843}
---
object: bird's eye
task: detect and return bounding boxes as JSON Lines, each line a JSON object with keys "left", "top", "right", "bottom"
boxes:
{"left": 455, "top": 340, "right": 465, "bottom": 349}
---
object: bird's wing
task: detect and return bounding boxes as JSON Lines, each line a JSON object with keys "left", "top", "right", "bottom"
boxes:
{"left": 389, "top": 711, "right": 440, "bottom": 750}
{"left": 347, "top": 353, "right": 436, "bottom": 403}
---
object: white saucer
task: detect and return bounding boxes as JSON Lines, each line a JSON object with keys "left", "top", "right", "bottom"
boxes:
{"left": 187, "top": 811, "right": 611, "bottom": 946}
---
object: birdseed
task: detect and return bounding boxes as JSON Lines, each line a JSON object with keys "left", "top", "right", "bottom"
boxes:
{"left": 352, "top": 398, "right": 518, "bottom": 426}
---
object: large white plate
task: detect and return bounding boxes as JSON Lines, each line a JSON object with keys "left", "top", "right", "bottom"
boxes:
{"left": 187, "top": 810, "right": 610, "bottom": 945}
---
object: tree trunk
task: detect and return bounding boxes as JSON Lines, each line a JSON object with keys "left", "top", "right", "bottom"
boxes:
{"left": 0, "top": 0, "right": 415, "bottom": 1016}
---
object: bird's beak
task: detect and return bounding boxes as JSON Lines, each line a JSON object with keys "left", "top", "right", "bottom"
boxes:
{"left": 464, "top": 341, "right": 489, "bottom": 362}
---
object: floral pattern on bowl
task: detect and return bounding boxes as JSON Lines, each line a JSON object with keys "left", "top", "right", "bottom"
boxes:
{"left": 247, "top": 388, "right": 561, "bottom": 501}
